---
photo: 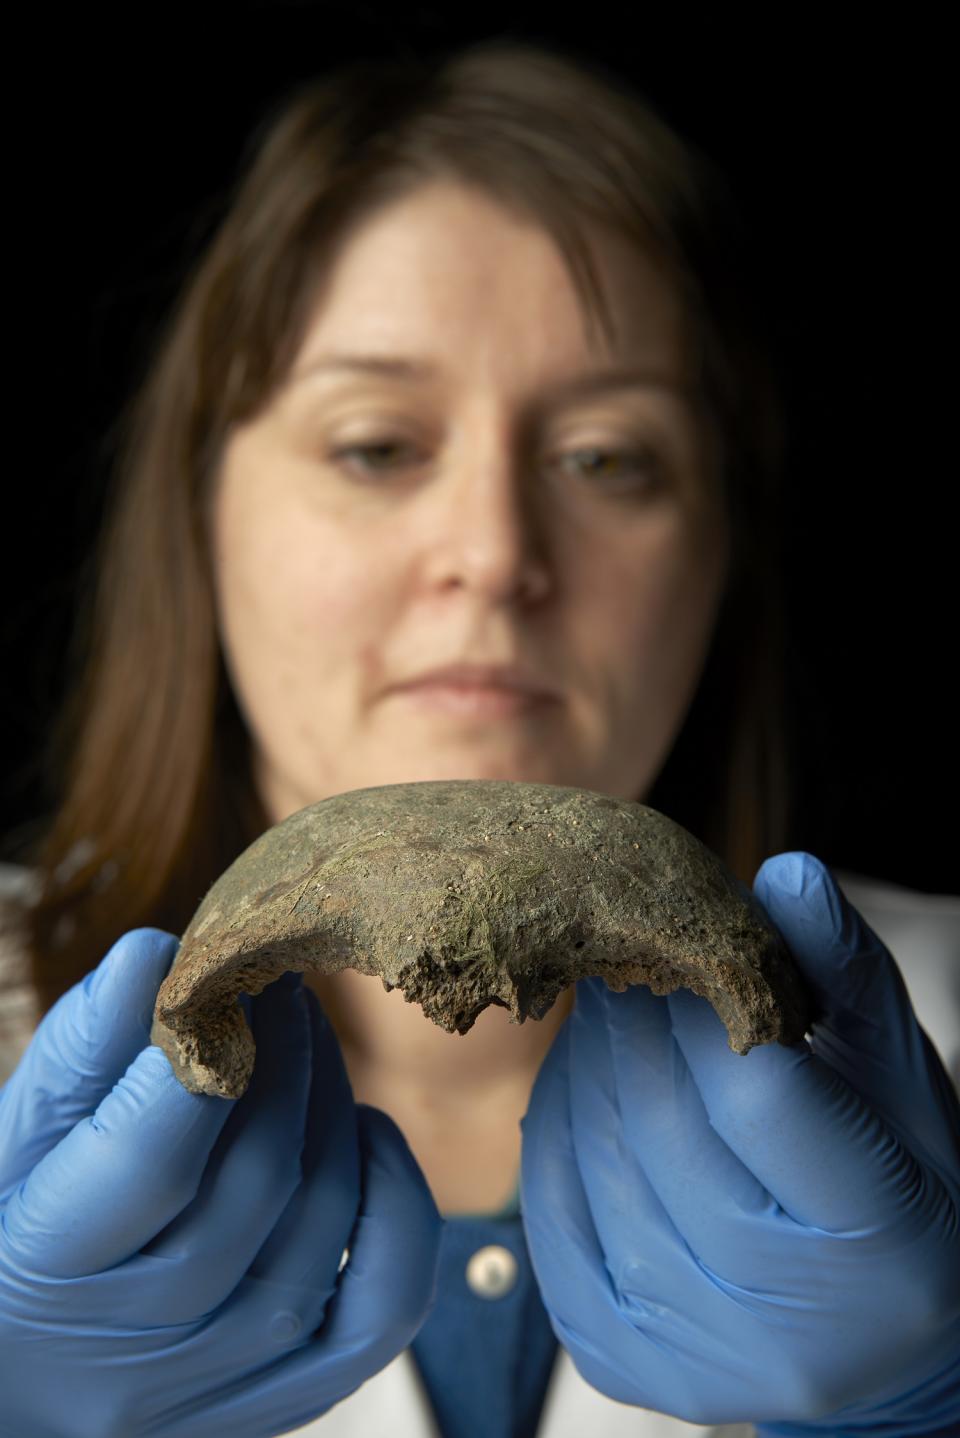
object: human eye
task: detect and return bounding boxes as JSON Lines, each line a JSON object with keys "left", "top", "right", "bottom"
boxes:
{"left": 322, "top": 434, "right": 670, "bottom": 494}
{"left": 555, "top": 442, "right": 667, "bottom": 495}
{"left": 326, "top": 437, "right": 415, "bottom": 476}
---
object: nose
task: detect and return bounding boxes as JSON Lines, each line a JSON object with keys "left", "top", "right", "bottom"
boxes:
{"left": 421, "top": 437, "right": 553, "bottom": 605}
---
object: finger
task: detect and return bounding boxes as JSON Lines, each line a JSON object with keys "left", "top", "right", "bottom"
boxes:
{"left": 247, "top": 983, "right": 360, "bottom": 1289}
{"left": 159, "top": 982, "right": 361, "bottom": 1342}
{"left": 519, "top": 1017, "right": 686, "bottom": 1409}
{"left": 536, "top": 1003, "right": 876, "bottom": 1426}
{"left": 0, "top": 929, "right": 180, "bottom": 1198}
{"left": 179, "top": 1104, "right": 444, "bottom": 1437}
{"left": 300, "top": 1104, "right": 441, "bottom": 1368}
{"left": 666, "top": 983, "right": 945, "bottom": 1235}
{"left": 569, "top": 975, "right": 794, "bottom": 1286}
{"left": 754, "top": 851, "right": 960, "bottom": 1184}
{"left": 127, "top": 971, "right": 314, "bottom": 1317}
{"left": 49, "top": 984, "right": 354, "bottom": 1333}
{"left": 2, "top": 1043, "right": 236, "bottom": 1278}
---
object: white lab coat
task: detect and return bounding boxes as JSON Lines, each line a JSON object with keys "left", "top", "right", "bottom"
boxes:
{"left": 1, "top": 865, "right": 957, "bottom": 1438}
{"left": 282, "top": 1337, "right": 756, "bottom": 1438}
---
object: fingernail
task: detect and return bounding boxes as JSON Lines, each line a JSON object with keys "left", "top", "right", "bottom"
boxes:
{"left": 756, "top": 852, "right": 847, "bottom": 946}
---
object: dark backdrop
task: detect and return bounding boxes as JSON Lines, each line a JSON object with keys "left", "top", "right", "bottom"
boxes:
{"left": 3, "top": 5, "right": 954, "bottom": 893}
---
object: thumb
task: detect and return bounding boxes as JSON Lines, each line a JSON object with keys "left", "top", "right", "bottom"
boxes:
{"left": 752, "top": 852, "right": 960, "bottom": 1181}
{"left": 0, "top": 929, "right": 180, "bottom": 1196}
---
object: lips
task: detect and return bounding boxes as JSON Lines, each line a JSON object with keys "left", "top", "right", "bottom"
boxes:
{"left": 391, "top": 662, "right": 557, "bottom": 699}
{"left": 387, "top": 662, "right": 559, "bottom": 719}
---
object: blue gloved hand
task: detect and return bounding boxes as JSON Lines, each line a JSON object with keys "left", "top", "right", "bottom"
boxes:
{"left": 0, "top": 929, "right": 442, "bottom": 1438}
{"left": 520, "top": 852, "right": 960, "bottom": 1435}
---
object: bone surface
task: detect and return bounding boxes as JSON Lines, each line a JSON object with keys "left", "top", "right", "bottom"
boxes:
{"left": 150, "top": 780, "right": 815, "bottom": 1098}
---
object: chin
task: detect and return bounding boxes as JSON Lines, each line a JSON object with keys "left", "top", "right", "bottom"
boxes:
{"left": 357, "top": 754, "right": 587, "bottom": 792}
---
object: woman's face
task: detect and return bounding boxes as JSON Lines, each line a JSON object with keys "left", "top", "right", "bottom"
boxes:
{"left": 210, "top": 180, "right": 729, "bottom": 824}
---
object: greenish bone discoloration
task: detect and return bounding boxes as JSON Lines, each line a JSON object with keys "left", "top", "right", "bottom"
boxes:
{"left": 150, "top": 780, "right": 815, "bottom": 1098}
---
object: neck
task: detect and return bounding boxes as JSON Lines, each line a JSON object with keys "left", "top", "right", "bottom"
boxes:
{"left": 305, "top": 966, "right": 574, "bottom": 1099}
{"left": 303, "top": 968, "right": 574, "bottom": 1214}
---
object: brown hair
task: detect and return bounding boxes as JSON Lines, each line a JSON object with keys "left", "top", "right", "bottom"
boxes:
{"left": 12, "top": 37, "right": 790, "bottom": 1020}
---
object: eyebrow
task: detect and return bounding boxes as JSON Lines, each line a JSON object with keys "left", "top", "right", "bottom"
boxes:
{"left": 288, "top": 353, "right": 694, "bottom": 403}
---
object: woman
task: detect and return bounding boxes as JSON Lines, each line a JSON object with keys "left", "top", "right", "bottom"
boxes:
{"left": 1, "top": 38, "right": 958, "bottom": 1438}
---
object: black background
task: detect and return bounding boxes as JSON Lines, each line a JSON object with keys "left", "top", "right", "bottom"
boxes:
{"left": 2, "top": 5, "right": 954, "bottom": 892}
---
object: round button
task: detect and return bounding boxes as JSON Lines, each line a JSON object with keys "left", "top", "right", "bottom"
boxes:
{"left": 269, "top": 1310, "right": 302, "bottom": 1343}
{"left": 465, "top": 1244, "right": 518, "bottom": 1299}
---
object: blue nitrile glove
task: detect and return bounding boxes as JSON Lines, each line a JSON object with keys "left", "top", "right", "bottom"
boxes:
{"left": 520, "top": 852, "right": 960, "bottom": 1435}
{"left": 0, "top": 929, "right": 442, "bottom": 1438}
